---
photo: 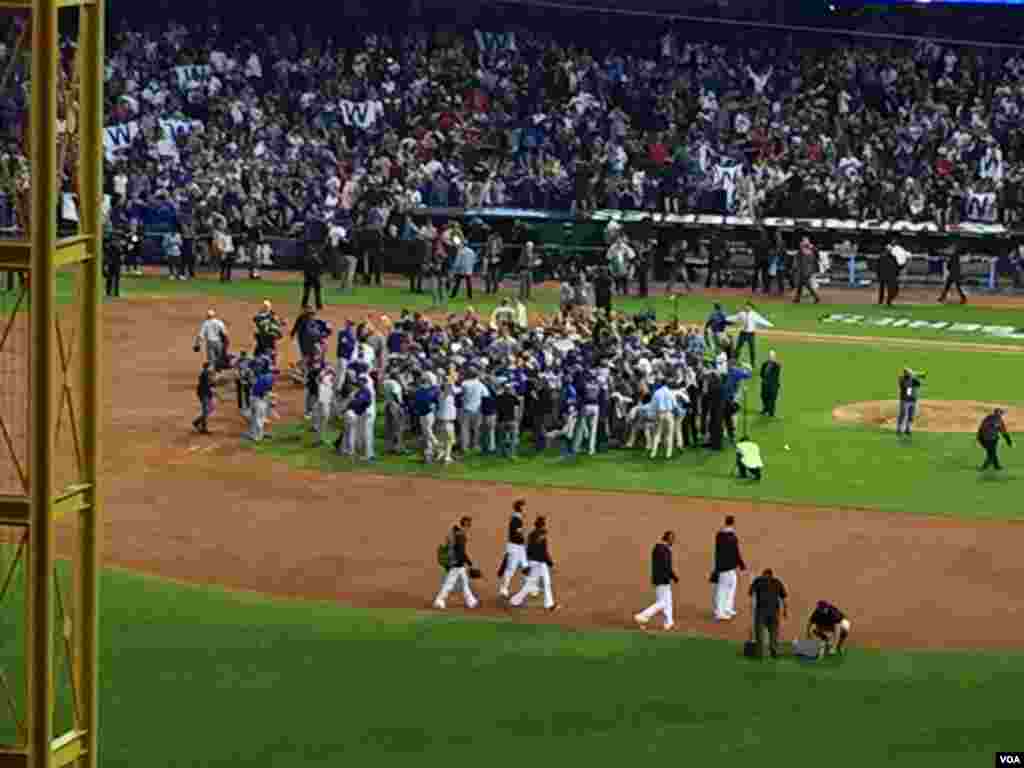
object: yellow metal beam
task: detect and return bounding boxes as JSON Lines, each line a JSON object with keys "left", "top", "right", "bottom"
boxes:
{"left": 77, "top": 0, "right": 105, "bottom": 764}
{"left": 0, "top": 486, "right": 92, "bottom": 526}
{"left": 0, "top": 241, "right": 30, "bottom": 267}
{"left": 0, "top": 495, "right": 28, "bottom": 525}
{"left": 51, "top": 730, "right": 85, "bottom": 768}
{"left": 0, "top": 238, "right": 94, "bottom": 269}
{"left": 28, "top": 5, "right": 59, "bottom": 768}
{"left": 0, "top": 731, "right": 87, "bottom": 768}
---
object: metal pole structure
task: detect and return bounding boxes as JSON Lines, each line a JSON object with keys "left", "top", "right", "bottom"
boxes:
{"left": 76, "top": 0, "right": 104, "bottom": 764}
{"left": 27, "top": 5, "right": 58, "bottom": 768}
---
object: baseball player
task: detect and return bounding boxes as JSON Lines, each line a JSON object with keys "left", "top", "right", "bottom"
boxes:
{"left": 311, "top": 364, "right": 337, "bottom": 446}
{"left": 244, "top": 361, "right": 275, "bottom": 442}
{"left": 498, "top": 499, "right": 530, "bottom": 599}
{"left": 434, "top": 516, "right": 480, "bottom": 610}
{"left": 235, "top": 350, "right": 254, "bottom": 419}
{"left": 414, "top": 372, "right": 441, "bottom": 463}
{"left": 509, "top": 516, "right": 558, "bottom": 611}
{"left": 194, "top": 309, "right": 227, "bottom": 370}
{"left": 634, "top": 531, "right": 679, "bottom": 631}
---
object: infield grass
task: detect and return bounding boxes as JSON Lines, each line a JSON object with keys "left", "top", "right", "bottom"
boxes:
{"left": 0, "top": 566, "right": 1018, "bottom": 767}
{"left": 120, "top": 271, "right": 1024, "bottom": 346}
{"left": 256, "top": 337, "right": 1024, "bottom": 520}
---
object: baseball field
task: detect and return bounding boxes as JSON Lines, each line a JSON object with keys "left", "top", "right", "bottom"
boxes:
{"left": 2, "top": 271, "right": 1024, "bottom": 766}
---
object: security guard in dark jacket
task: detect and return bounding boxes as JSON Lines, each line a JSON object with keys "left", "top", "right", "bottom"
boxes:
{"left": 978, "top": 407, "right": 1013, "bottom": 470}
{"left": 937, "top": 241, "right": 967, "bottom": 304}
{"left": 302, "top": 211, "right": 328, "bottom": 310}
{"left": 103, "top": 228, "right": 123, "bottom": 298}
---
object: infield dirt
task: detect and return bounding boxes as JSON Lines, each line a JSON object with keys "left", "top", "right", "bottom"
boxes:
{"left": 53, "top": 289, "right": 1024, "bottom": 650}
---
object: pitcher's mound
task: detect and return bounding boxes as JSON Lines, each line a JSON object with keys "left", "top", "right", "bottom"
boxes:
{"left": 832, "top": 400, "right": 1021, "bottom": 433}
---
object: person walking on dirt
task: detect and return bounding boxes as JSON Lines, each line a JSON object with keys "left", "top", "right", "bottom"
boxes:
{"left": 192, "top": 361, "right": 217, "bottom": 435}
{"left": 978, "top": 407, "right": 1013, "bottom": 471}
{"left": 434, "top": 516, "right": 480, "bottom": 610}
{"left": 634, "top": 530, "right": 679, "bottom": 631}
{"left": 498, "top": 499, "right": 530, "bottom": 599}
{"left": 194, "top": 309, "right": 228, "bottom": 370}
{"left": 509, "top": 516, "right": 558, "bottom": 611}
{"left": 712, "top": 515, "right": 746, "bottom": 621}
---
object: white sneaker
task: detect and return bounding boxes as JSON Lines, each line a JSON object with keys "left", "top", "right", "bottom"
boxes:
{"left": 467, "top": 601, "right": 479, "bottom": 610}
{"left": 433, "top": 600, "right": 445, "bottom": 610}
{"left": 499, "top": 590, "right": 510, "bottom": 599}
{"left": 634, "top": 613, "right": 649, "bottom": 628}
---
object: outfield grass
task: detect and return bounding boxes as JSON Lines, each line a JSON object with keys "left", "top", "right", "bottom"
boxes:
{"left": 121, "top": 272, "right": 1024, "bottom": 346}
{"left": 255, "top": 337, "right": 1024, "bottom": 520}
{"left": 0, "top": 566, "right": 1019, "bottom": 767}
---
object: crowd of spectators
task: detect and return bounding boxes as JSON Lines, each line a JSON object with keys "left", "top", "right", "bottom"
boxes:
{"left": 3, "top": 14, "right": 1024, "bottom": 245}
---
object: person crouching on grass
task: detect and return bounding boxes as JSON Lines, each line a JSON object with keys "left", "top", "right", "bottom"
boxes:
{"left": 807, "top": 600, "right": 851, "bottom": 655}
{"left": 736, "top": 436, "right": 763, "bottom": 481}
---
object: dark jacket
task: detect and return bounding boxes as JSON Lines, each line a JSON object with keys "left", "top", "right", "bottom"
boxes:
{"left": 978, "top": 413, "right": 1013, "bottom": 445}
{"left": 898, "top": 373, "right": 922, "bottom": 403}
{"left": 526, "top": 527, "right": 553, "bottom": 566}
{"left": 447, "top": 524, "right": 472, "bottom": 569}
{"left": 652, "top": 542, "right": 678, "bottom": 586}
{"left": 714, "top": 528, "right": 745, "bottom": 573}
{"left": 508, "top": 512, "right": 526, "bottom": 545}
{"left": 760, "top": 359, "right": 781, "bottom": 391}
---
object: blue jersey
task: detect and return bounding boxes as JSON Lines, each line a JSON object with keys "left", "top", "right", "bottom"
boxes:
{"left": 413, "top": 386, "right": 440, "bottom": 417}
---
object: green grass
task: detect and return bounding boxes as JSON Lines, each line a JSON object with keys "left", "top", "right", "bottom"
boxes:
{"left": 254, "top": 337, "right": 1024, "bottom": 520}
{"left": 1, "top": 566, "right": 1020, "bottom": 767}
{"left": 120, "top": 270, "right": 1024, "bottom": 345}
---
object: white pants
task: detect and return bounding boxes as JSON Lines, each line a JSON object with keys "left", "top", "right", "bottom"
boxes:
{"left": 437, "top": 419, "right": 456, "bottom": 461}
{"left": 358, "top": 411, "right": 375, "bottom": 459}
{"left": 420, "top": 413, "right": 438, "bottom": 460}
{"left": 341, "top": 411, "right": 358, "bottom": 455}
{"left": 649, "top": 412, "right": 675, "bottom": 458}
{"left": 434, "top": 567, "right": 479, "bottom": 609}
{"left": 510, "top": 561, "right": 555, "bottom": 609}
{"left": 499, "top": 543, "right": 529, "bottom": 597}
{"left": 637, "top": 584, "right": 674, "bottom": 628}
{"left": 312, "top": 398, "right": 332, "bottom": 436}
{"left": 573, "top": 404, "right": 600, "bottom": 455}
{"left": 249, "top": 396, "right": 268, "bottom": 441}
{"left": 673, "top": 414, "right": 687, "bottom": 452}
{"left": 714, "top": 569, "right": 738, "bottom": 619}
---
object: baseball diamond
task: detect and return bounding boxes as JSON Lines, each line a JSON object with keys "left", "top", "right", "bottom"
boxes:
{"left": 7, "top": 2, "right": 1024, "bottom": 766}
